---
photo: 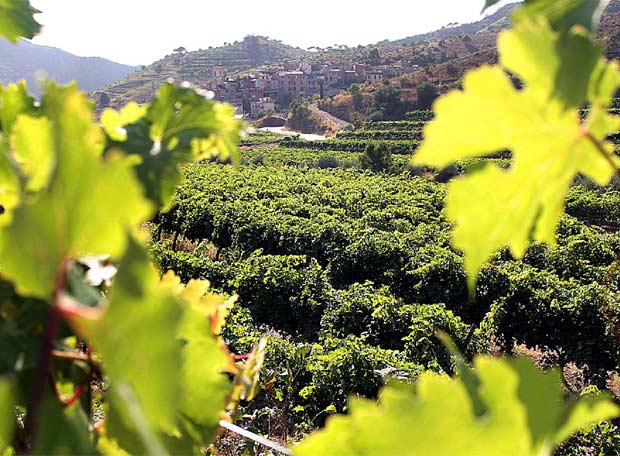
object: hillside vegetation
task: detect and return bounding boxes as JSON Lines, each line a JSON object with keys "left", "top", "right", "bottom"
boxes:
{"left": 378, "top": 3, "right": 516, "bottom": 46}
{"left": 319, "top": 2, "right": 620, "bottom": 122}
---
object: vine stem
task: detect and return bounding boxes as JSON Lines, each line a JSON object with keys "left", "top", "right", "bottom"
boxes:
{"left": 49, "top": 348, "right": 99, "bottom": 409}
{"left": 24, "top": 260, "right": 70, "bottom": 451}
{"left": 582, "top": 128, "right": 620, "bottom": 181}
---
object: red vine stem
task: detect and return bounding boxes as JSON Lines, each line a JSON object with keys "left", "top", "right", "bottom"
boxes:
{"left": 49, "top": 348, "right": 98, "bottom": 409}
{"left": 24, "top": 260, "right": 70, "bottom": 450}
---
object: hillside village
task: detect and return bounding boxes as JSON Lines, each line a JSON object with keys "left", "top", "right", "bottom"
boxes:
{"left": 86, "top": 1, "right": 620, "bottom": 127}
{"left": 208, "top": 58, "right": 420, "bottom": 119}
{"left": 88, "top": 5, "right": 528, "bottom": 121}
{"left": 92, "top": 39, "right": 424, "bottom": 119}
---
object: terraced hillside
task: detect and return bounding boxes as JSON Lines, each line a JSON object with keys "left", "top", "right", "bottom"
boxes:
{"left": 319, "top": 4, "right": 620, "bottom": 122}
{"left": 97, "top": 36, "right": 309, "bottom": 108}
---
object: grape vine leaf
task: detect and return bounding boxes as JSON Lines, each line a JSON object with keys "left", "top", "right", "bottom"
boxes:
{"left": 0, "top": 82, "right": 153, "bottom": 299}
{"left": 514, "top": 0, "right": 610, "bottom": 33}
{"left": 0, "top": 0, "right": 41, "bottom": 42}
{"left": 0, "top": 378, "right": 14, "bottom": 452}
{"left": 64, "top": 239, "right": 182, "bottom": 437}
{"left": 33, "top": 399, "right": 95, "bottom": 455}
{"left": 0, "top": 138, "right": 20, "bottom": 226}
{"left": 102, "top": 83, "right": 242, "bottom": 211}
{"left": 295, "top": 356, "right": 619, "bottom": 456}
{"left": 412, "top": 18, "right": 620, "bottom": 289}
{"left": 62, "top": 243, "right": 235, "bottom": 453}
{"left": 0, "top": 82, "right": 37, "bottom": 133}
{"left": 173, "top": 279, "right": 235, "bottom": 445}
{"left": 100, "top": 102, "right": 146, "bottom": 142}
{"left": 10, "top": 115, "right": 55, "bottom": 192}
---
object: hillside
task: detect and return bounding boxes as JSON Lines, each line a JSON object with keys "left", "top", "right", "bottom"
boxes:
{"left": 0, "top": 39, "right": 138, "bottom": 95}
{"left": 99, "top": 36, "right": 309, "bottom": 108}
{"left": 319, "top": 2, "right": 620, "bottom": 122}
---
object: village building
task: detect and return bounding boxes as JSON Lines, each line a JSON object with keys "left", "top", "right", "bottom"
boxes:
{"left": 250, "top": 97, "right": 276, "bottom": 118}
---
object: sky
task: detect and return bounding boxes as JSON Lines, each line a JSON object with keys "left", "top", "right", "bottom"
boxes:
{"left": 29, "top": 0, "right": 518, "bottom": 66}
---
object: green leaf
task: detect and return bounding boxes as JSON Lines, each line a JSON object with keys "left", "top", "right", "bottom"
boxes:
{"left": 0, "top": 138, "right": 20, "bottom": 227}
{"left": 0, "top": 378, "right": 14, "bottom": 452}
{"left": 0, "top": 0, "right": 41, "bottom": 42}
{"left": 33, "top": 399, "right": 95, "bottom": 455}
{"left": 63, "top": 243, "right": 234, "bottom": 453}
{"left": 295, "top": 356, "right": 619, "bottom": 456}
{"left": 499, "top": 17, "right": 600, "bottom": 108}
{"left": 483, "top": 0, "right": 609, "bottom": 33}
{"left": 412, "top": 19, "right": 620, "bottom": 289}
{"left": 10, "top": 115, "right": 55, "bottom": 192}
{"left": 104, "top": 83, "right": 242, "bottom": 211}
{"left": 100, "top": 103, "right": 146, "bottom": 142}
{"left": 71, "top": 240, "right": 182, "bottom": 434}
{"left": 0, "top": 82, "right": 153, "bottom": 299}
{"left": 159, "top": 274, "right": 235, "bottom": 445}
{"left": 0, "top": 82, "right": 37, "bottom": 133}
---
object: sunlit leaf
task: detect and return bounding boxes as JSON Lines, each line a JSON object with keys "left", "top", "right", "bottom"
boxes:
{"left": 175, "top": 284, "right": 233, "bottom": 444}
{"left": 412, "top": 18, "right": 620, "bottom": 289}
{"left": 66, "top": 239, "right": 182, "bottom": 434}
{"left": 0, "top": 82, "right": 153, "bottom": 299}
{"left": 0, "top": 378, "right": 14, "bottom": 452}
{"left": 0, "top": 138, "right": 20, "bottom": 226}
{"left": 63, "top": 244, "right": 234, "bottom": 453}
{"left": 101, "top": 103, "right": 146, "bottom": 142}
{"left": 296, "top": 356, "right": 619, "bottom": 456}
{"left": 103, "top": 83, "right": 242, "bottom": 211}
{"left": 10, "top": 115, "right": 55, "bottom": 192}
{"left": 0, "top": 0, "right": 41, "bottom": 42}
{"left": 514, "top": 0, "right": 610, "bottom": 33}
{"left": 0, "top": 81, "right": 36, "bottom": 133}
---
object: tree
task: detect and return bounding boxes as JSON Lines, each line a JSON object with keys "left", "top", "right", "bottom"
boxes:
{"left": 360, "top": 143, "right": 393, "bottom": 172}
{"left": 417, "top": 82, "right": 439, "bottom": 110}
{"left": 97, "top": 91, "right": 110, "bottom": 108}
{"left": 374, "top": 84, "right": 404, "bottom": 118}
{"left": 349, "top": 83, "right": 363, "bottom": 110}
{"left": 173, "top": 46, "right": 187, "bottom": 54}
{"left": 446, "top": 63, "right": 459, "bottom": 77}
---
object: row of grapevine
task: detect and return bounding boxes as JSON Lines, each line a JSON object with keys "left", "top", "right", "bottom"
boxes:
{"left": 281, "top": 137, "right": 420, "bottom": 154}
{"left": 336, "top": 130, "right": 424, "bottom": 141}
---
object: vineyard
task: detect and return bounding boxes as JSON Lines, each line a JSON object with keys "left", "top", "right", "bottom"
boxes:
{"left": 3, "top": 0, "right": 620, "bottom": 455}
{"left": 150, "top": 111, "right": 620, "bottom": 451}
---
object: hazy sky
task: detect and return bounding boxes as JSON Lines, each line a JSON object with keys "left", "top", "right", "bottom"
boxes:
{"left": 29, "top": 0, "right": 518, "bottom": 66}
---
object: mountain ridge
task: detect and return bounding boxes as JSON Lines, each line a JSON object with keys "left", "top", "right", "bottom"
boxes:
{"left": 0, "top": 39, "right": 139, "bottom": 95}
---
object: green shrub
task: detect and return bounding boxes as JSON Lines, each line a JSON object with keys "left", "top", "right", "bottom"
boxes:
{"left": 360, "top": 143, "right": 393, "bottom": 173}
{"left": 481, "top": 263, "right": 620, "bottom": 384}
{"left": 228, "top": 253, "right": 332, "bottom": 339}
{"left": 316, "top": 155, "right": 340, "bottom": 169}
{"left": 300, "top": 337, "right": 422, "bottom": 412}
